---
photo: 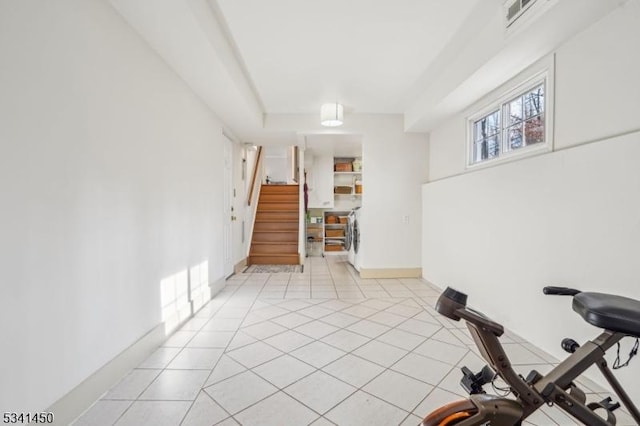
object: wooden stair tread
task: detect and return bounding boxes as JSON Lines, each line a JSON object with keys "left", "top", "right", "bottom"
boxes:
{"left": 248, "top": 184, "right": 300, "bottom": 266}
{"left": 251, "top": 241, "right": 297, "bottom": 244}
{"left": 253, "top": 230, "right": 298, "bottom": 233}
{"left": 249, "top": 253, "right": 299, "bottom": 257}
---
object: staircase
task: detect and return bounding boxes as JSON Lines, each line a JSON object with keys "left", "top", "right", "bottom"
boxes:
{"left": 248, "top": 184, "right": 300, "bottom": 265}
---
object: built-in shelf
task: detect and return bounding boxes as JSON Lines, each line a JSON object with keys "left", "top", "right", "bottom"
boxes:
{"left": 333, "top": 158, "right": 362, "bottom": 209}
{"left": 323, "top": 210, "right": 351, "bottom": 254}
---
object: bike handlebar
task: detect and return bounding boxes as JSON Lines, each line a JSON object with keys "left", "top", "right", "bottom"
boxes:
{"left": 543, "top": 286, "right": 581, "bottom": 296}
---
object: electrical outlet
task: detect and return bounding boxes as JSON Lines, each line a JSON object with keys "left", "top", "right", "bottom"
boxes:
{"left": 402, "top": 215, "right": 410, "bottom": 224}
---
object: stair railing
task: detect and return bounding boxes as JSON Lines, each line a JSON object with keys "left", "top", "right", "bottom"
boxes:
{"left": 247, "top": 146, "right": 263, "bottom": 206}
{"left": 245, "top": 146, "right": 264, "bottom": 257}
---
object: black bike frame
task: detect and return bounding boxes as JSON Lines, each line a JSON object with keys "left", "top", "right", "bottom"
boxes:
{"left": 463, "top": 308, "right": 640, "bottom": 425}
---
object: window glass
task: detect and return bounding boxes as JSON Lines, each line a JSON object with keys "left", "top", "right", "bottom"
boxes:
{"left": 506, "top": 97, "right": 523, "bottom": 126}
{"left": 524, "top": 85, "right": 544, "bottom": 118}
{"left": 474, "top": 111, "right": 500, "bottom": 141}
{"left": 473, "top": 136, "right": 500, "bottom": 163}
{"left": 473, "top": 110, "right": 500, "bottom": 163}
{"left": 507, "top": 127, "right": 523, "bottom": 150}
{"left": 524, "top": 116, "right": 544, "bottom": 145}
{"left": 469, "top": 80, "right": 546, "bottom": 165}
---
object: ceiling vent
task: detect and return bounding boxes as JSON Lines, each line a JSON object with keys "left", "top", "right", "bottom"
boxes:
{"left": 504, "top": 0, "right": 556, "bottom": 34}
{"left": 505, "top": 0, "right": 538, "bottom": 27}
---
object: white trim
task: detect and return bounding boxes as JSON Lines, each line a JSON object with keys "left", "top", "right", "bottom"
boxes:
{"left": 464, "top": 54, "right": 555, "bottom": 171}
{"left": 53, "top": 276, "right": 228, "bottom": 425}
{"left": 359, "top": 267, "right": 422, "bottom": 279}
{"left": 47, "top": 324, "right": 166, "bottom": 426}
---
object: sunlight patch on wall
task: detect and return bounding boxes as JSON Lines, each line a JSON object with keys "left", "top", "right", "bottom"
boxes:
{"left": 160, "top": 261, "right": 212, "bottom": 335}
{"left": 160, "top": 269, "right": 190, "bottom": 335}
{"left": 190, "top": 261, "right": 209, "bottom": 312}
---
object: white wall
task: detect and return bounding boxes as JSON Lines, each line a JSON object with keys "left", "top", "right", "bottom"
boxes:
{"left": 427, "top": 116, "right": 466, "bottom": 182}
{"left": 423, "top": 132, "right": 640, "bottom": 395}
{"left": 554, "top": 0, "right": 640, "bottom": 149}
{"left": 0, "top": 0, "right": 226, "bottom": 413}
{"left": 263, "top": 145, "right": 290, "bottom": 183}
{"left": 362, "top": 116, "right": 429, "bottom": 271}
{"left": 423, "top": 0, "right": 640, "bottom": 398}
{"left": 306, "top": 153, "right": 335, "bottom": 209}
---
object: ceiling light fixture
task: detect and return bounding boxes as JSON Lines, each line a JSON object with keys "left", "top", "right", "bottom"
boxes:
{"left": 321, "top": 103, "right": 344, "bottom": 127}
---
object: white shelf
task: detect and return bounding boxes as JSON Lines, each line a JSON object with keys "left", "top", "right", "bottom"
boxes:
{"left": 334, "top": 171, "right": 362, "bottom": 175}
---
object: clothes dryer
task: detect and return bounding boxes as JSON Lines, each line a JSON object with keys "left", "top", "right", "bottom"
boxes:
{"left": 347, "top": 210, "right": 356, "bottom": 267}
{"left": 352, "top": 207, "right": 362, "bottom": 271}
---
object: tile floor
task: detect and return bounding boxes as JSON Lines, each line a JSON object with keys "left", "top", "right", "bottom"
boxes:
{"left": 72, "top": 255, "right": 634, "bottom": 426}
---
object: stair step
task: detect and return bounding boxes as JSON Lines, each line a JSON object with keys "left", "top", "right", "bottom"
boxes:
{"left": 253, "top": 222, "right": 298, "bottom": 231}
{"left": 248, "top": 254, "right": 299, "bottom": 265}
{"left": 250, "top": 242, "right": 298, "bottom": 254}
{"left": 248, "top": 184, "right": 300, "bottom": 266}
{"left": 253, "top": 231, "right": 298, "bottom": 243}
{"left": 256, "top": 211, "right": 298, "bottom": 221}
{"left": 258, "top": 202, "right": 299, "bottom": 211}
{"left": 260, "top": 184, "right": 299, "bottom": 194}
{"left": 259, "top": 193, "right": 299, "bottom": 203}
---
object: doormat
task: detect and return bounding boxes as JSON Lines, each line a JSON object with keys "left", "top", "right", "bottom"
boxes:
{"left": 244, "top": 264, "right": 303, "bottom": 273}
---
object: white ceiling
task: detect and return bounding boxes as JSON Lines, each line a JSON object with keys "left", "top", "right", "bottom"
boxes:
{"left": 110, "top": 0, "right": 622, "bottom": 143}
{"left": 216, "top": 0, "right": 479, "bottom": 114}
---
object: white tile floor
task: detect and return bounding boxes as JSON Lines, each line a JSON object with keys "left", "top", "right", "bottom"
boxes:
{"left": 73, "top": 255, "right": 635, "bottom": 426}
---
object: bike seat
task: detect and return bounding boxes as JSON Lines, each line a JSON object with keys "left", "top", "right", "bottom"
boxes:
{"left": 573, "top": 292, "right": 640, "bottom": 337}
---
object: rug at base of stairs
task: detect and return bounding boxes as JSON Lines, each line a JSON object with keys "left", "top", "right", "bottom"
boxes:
{"left": 244, "top": 264, "right": 302, "bottom": 273}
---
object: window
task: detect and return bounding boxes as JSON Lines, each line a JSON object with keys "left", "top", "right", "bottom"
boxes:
{"left": 469, "top": 79, "right": 547, "bottom": 165}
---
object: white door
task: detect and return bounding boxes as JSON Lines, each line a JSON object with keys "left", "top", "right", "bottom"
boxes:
{"left": 223, "top": 136, "right": 234, "bottom": 277}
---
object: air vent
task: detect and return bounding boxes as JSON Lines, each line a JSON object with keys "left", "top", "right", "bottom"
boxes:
{"left": 505, "top": 0, "right": 538, "bottom": 27}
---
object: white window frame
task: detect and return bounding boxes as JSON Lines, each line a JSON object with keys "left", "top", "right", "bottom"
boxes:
{"left": 465, "top": 65, "right": 554, "bottom": 169}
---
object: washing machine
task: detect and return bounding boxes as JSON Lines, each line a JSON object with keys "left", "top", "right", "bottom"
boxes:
{"left": 348, "top": 207, "right": 361, "bottom": 271}
{"left": 353, "top": 207, "right": 362, "bottom": 271}
{"left": 347, "top": 210, "right": 356, "bottom": 267}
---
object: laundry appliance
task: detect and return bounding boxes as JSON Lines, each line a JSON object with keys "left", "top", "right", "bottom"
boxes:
{"left": 347, "top": 207, "right": 361, "bottom": 271}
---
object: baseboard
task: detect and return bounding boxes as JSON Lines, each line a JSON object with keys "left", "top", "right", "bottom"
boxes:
{"left": 210, "top": 275, "right": 226, "bottom": 297}
{"left": 359, "top": 267, "right": 423, "bottom": 279}
{"left": 234, "top": 258, "right": 247, "bottom": 274}
{"left": 51, "top": 276, "right": 228, "bottom": 426}
{"left": 47, "top": 323, "right": 165, "bottom": 426}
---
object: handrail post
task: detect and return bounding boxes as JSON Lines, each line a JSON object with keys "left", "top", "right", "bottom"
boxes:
{"left": 247, "top": 146, "right": 263, "bottom": 206}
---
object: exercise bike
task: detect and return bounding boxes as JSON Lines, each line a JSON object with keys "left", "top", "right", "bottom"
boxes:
{"left": 422, "top": 286, "right": 640, "bottom": 425}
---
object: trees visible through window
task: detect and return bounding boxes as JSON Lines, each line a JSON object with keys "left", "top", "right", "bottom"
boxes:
{"left": 471, "top": 81, "right": 546, "bottom": 165}
{"left": 473, "top": 110, "right": 500, "bottom": 163}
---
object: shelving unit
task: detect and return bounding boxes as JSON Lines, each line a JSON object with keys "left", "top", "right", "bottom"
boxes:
{"left": 333, "top": 157, "right": 362, "bottom": 210}
{"left": 324, "top": 211, "right": 350, "bottom": 253}
{"left": 304, "top": 156, "right": 362, "bottom": 256}
{"left": 306, "top": 209, "right": 325, "bottom": 257}
{"left": 305, "top": 222, "right": 324, "bottom": 257}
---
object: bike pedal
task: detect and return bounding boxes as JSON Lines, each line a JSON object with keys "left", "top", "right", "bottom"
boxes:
{"left": 588, "top": 396, "right": 621, "bottom": 412}
{"left": 460, "top": 365, "right": 495, "bottom": 395}
{"left": 600, "top": 397, "right": 621, "bottom": 412}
